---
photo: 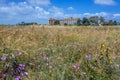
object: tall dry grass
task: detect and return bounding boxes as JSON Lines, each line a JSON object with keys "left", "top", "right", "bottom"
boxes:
{"left": 0, "top": 25, "right": 120, "bottom": 80}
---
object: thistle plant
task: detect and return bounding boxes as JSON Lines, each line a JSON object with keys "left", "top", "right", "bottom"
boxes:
{"left": 0, "top": 51, "right": 28, "bottom": 80}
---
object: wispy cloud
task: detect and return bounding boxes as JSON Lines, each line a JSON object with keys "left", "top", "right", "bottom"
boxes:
{"left": 64, "top": 12, "right": 109, "bottom": 18}
{"left": 94, "top": 0, "right": 116, "bottom": 5}
{"left": 67, "top": 7, "right": 74, "bottom": 10}
{"left": 64, "top": 12, "right": 120, "bottom": 21}
{"left": 27, "top": 0, "right": 51, "bottom": 6}
{"left": 83, "top": 12, "right": 109, "bottom": 17}
{"left": 0, "top": 1, "right": 50, "bottom": 24}
{"left": 48, "top": 6, "right": 64, "bottom": 18}
{"left": 113, "top": 14, "right": 120, "bottom": 17}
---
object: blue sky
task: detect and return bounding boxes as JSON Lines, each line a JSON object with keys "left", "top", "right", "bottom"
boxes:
{"left": 0, "top": 0, "right": 120, "bottom": 24}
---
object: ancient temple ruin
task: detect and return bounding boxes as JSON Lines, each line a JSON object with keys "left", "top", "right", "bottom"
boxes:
{"left": 49, "top": 17, "right": 80, "bottom": 25}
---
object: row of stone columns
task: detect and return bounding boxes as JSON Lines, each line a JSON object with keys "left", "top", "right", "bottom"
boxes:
{"left": 63, "top": 19, "right": 78, "bottom": 24}
{"left": 49, "top": 18, "right": 80, "bottom": 25}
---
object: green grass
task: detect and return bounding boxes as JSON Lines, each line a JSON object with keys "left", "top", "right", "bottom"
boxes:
{"left": 0, "top": 26, "right": 120, "bottom": 80}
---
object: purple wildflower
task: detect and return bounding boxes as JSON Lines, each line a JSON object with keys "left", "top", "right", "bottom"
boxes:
{"left": 2, "top": 74, "right": 6, "bottom": 78}
{"left": 15, "top": 77, "right": 19, "bottom": 80}
{"left": 1, "top": 55, "right": 7, "bottom": 61}
{"left": 15, "top": 76, "right": 22, "bottom": 80}
{"left": 12, "top": 71, "right": 16, "bottom": 75}
{"left": 73, "top": 64, "right": 80, "bottom": 69}
{"left": 19, "top": 64, "right": 25, "bottom": 70}
{"left": 86, "top": 53, "right": 91, "bottom": 60}
{"left": 46, "top": 63, "right": 49, "bottom": 66}
{"left": 10, "top": 72, "right": 14, "bottom": 76}
{"left": 19, "top": 64, "right": 25, "bottom": 67}
{"left": 116, "top": 64, "right": 120, "bottom": 67}
{"left": 64, "top": 64, "right": 67, "bottom": 66}
{"left": 23, "top": 72, "right": 28, "bottom": 76}
{"left": 18, "top": 76, "right": 22, "bottom": 79}
{"left": 45, "top": 57, "right": 49, "bottom": 61}
{"left": 15, "top": 68, "right": 20, "bottom": 73}
{"left": 17, "top": 51, "right": 22, "bottom": 56}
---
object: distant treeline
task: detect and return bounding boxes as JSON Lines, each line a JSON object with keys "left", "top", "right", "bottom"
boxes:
{"left": 0, "top": 22, "right": 38, "bottom": 26}
{"left": 75, "top": 16, "right": 119, "bottom": 26}
{"left": 17, "top": 22, "right": 38, "bottom": 26}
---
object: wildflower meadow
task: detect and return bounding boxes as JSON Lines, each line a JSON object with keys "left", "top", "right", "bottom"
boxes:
{"left": 0, "top": 26, "right": 120, "bottom": 80}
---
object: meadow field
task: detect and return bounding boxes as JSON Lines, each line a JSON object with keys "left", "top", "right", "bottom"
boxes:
{"left": 0, "top": 25, "right": 120, "bottom": 80}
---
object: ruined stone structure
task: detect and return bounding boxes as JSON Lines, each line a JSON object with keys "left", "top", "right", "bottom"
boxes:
{"left": 49, "top": 18, "right": 56, "bottom": 25}
{"left": 49, "top": 17, "right": 80, "bottom": 25}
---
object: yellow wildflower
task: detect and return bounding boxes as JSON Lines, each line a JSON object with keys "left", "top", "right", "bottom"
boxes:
{"left": 109, "top": 61, "right": 112, "bottom": 64}
{"left": 108, "top": 56, "right": 112, "bottom": 60}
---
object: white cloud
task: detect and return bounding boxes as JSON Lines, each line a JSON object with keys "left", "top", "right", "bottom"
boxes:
{"left": 0, "top": 2, "right": 33, "bottom": 15}
{"left": 35, "top": 6, "right": 50, "bottom": 19}
{"left": 66, "top": 12, "right": 109, "bottom": 18}
{"left": 113, "top": 14, "right": 120, "bottom": 17}
{"left": 0, "top": 1, "right": 50, "bottom": 24}
{"left": 27, "top": 0, "right": 51, "bottom": 6}
{"left": 64, "top": 14, "right": 82, "bottom": 18}
{"left": 83, "top": 12, "right": 109, "bottom": 17}
{"left": 48, "top": 6, "right": 64, "bottom": 18}
{"left": 67, "top": 7, "right": 74, "bottom": 10}
{"left": 64, "top": 12, "right": 115, "bottom": 21}
{"left": 94, "top": 0, "right": 116, "bottom": 5}
{"left": 0, "top": 1, "right": 65, "bottom": 24}
{"left": 49, "top": 6, "right": 63, "bottom": 12}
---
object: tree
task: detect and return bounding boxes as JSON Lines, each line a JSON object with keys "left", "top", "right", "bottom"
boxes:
{"left": 82, "top": 17, "right": 90, "bottom": 26}
{"left": 107, "top": 20, "right": 117, "bottom": 25}
{"left": 76, "top": 19, "right": 81, "bottom": 26}
{"left": 102, "top": 20, "right": 118, "bottom": 26}
{"left": 64, "top": 23, "right": 68, "bottom": 26}
{"left": 18, "top": 21, "right": 25, "bottom": 26}
{"left": 99, "top": 16, "right": 105, "bottom": 24}
{"left": 113, "top": 21, "right": 117, "bottom": 25}
{"left": 89, "top": 16, "right": 99, "bottom": 26}
{"left": 108, "top": 20, "right": 113, "bottom": 25}
{"left": 54, "top": 20, "right": 60, "bottom": 25}
{"left": 102, "top": 22, "right": 109, "bottom": 26}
